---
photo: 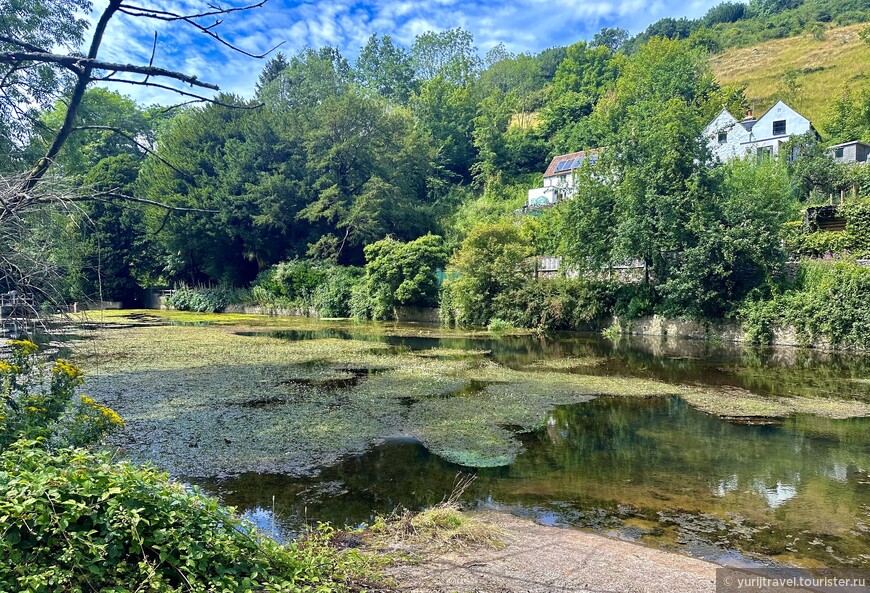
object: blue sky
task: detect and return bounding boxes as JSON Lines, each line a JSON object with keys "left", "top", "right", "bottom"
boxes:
{"left": 89, "top": 0, "right": 722, "bottom": 105}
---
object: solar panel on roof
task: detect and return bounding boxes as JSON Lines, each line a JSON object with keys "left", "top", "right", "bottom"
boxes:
{"left": 555, "top": 160, "right": 568, "bottom": 172}
{"left": 572, "top": 157, "right": 584, "bottom": 168}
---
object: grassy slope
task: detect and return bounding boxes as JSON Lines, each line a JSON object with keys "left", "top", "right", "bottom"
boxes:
{"left": 711, "top": 23, "right": 870, "bottom": 135}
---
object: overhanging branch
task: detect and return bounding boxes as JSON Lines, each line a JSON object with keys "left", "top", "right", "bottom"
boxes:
{"left": 0, "top": 51, "right": 219, "bottom": 89}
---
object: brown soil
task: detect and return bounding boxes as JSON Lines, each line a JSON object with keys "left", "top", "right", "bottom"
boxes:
{"left": 388, "top": 511, "right": 719, "bottom": 593}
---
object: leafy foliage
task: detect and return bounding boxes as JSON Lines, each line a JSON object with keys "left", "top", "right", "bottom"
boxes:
{"left": 165, "top": 286, "right": 250, "bottom": 313}
{"left": 443, "top": 223, "right": 532, "bottom": 326}
{"left": 356, "top": 234, "right": 448, "bottom": 320}
{"left": 0, "top": 442, "right": 378, "bottom": 593}
{"left": 741, "top": 260, "right": 870, "bottom": 349}
{"left": 0, "top": 0, "right": 92, "bottom": 159}
{"left": 493, "top": 278, "right": 618, "bottom": 331}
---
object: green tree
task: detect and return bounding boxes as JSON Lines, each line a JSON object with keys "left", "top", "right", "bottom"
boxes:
{"left": 445, "top": 222, "right": 532, "bottom": 326}
{"left": 255, "top": 51, "right": 289, "bottom": 95}
{"left": 0, "top": 0, "right": 92, "bottom": 161}
{"left": 591, "top": 27, "right": 629, "bottom": 52}
{"left": 660, "top": 158, "right": 796, "bottom": 317}
{"left": 599, "top": 38, "right": 718, "bottom": 278}
{"left": 540, "top": 41, "right": 621, "bottom": 151}
{"left": 411, "top": 76, "right": 478, "bottom": 181}
{"left": 60, "top": 154, "right": 155, "bottom": 303}
{"left": 139, "top": 96, "right": 287, "bottom": 284}
{"left": 825, "top": 84, "right": 870, "bottom": 144}
{"left": 30, "top": 88, "right": 152, "bottom": 177}
{"left": 412, "top": 28, "right": 482, "bottom": 86}
{"left": 355, "top": 35, "right": 416, "bottom": 103}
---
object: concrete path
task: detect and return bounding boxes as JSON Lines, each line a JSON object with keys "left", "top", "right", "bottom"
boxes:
{"left": 390, "top": 511, "right": 719, "bottom": 593}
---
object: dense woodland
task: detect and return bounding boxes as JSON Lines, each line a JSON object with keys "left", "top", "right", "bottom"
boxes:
{"left": 3, "top": 0, "right": 870, "bottom": 345}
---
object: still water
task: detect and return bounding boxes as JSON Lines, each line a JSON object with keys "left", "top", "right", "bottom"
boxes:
{"left": 195, "top": 329, "right": 870, "bottom": 568}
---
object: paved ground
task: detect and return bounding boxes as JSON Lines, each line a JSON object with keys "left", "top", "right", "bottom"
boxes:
{"left": 389, "top": 511, "right": 720, "bottom": 593}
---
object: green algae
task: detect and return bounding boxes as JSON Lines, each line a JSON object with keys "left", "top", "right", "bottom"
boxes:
{"left": 65, "top": 311, "right": 870, "bottom": 476}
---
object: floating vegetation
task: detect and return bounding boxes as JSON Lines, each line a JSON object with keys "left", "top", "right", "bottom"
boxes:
{"left": 66, "top": 310, "right": 870, "bottom": 478}
{"left": 522, "top": 357, "right": 605, "bottom": 370}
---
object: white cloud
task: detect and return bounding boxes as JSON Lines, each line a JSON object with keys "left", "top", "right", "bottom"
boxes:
{"left": 81, "top": 0, "right": 722, "bottom": 105}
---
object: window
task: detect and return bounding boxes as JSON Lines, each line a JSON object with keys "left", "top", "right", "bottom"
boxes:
{"left": 773, "top": 120, "right": 786, "bottom": 136}
{"left": 834, "top": 147, "right": 844, "bottom": 158}
{"left": 717, "top": 131, "right": 727, "bottom": 143}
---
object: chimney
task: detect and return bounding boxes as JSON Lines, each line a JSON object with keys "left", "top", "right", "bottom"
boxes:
{"left": 743, "top": 108, "right": 756, "bottom": 122}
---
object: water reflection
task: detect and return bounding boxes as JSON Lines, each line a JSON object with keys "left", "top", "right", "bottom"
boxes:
{"left": 251, "top": 328, "right": 870, "bottom": 401}
{"left": 193, "top": 396, "right": 870, "bottom": 567}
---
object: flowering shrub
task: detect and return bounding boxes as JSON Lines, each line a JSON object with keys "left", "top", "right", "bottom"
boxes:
{"left": 0, "top": 340, "right": 123, "bottom": 450}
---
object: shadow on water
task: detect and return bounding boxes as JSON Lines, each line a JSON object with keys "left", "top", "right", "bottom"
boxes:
{"left": 191, "top": 396, "right": 870, "bottom": 568}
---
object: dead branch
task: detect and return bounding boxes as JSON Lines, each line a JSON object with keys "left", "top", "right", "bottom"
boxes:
{"left": 0, "top": 0, "right": 274, "bottom": 192}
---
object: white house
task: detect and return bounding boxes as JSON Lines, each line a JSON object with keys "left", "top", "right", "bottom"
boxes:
{"left": 524, "top": 149, "right": 600, "bottom": 209}
{"left": 703, "top": 100, "right": 817, "bottom": 162}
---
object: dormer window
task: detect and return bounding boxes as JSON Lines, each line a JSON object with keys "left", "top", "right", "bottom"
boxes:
{"left": 773, "top": 120, "right": 786, "bottom": 136}
{"left": 718, "top": 132, "right": 727, "bottom": 143}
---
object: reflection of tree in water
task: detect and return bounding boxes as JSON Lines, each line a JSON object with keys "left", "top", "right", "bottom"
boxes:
{"left": 199, "top": 395, "right": 870, "bottom": 565}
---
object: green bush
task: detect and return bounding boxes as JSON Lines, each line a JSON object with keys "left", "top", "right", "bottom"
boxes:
{"left": 349, "top": 281, "right": 371, "bottom": 321}
{"left": 784, "top": 199, "right": 870, "bottom": 259}
{"left": 270, "top": 261, "right": 327, "bottom": 302}
{"left": 356, "top": 234, "right": 448, "bottom": 321}
{"left": 740, "top": 260, "right": 870, "bottom": 349}
{"left": 486, "top": 318, "right": 514, "bottom": 332}
{"left": 842, "top": 198, "right": 870, "bottom": 257}
{"left": 613, "top": 283, "right": 657, "bottom": 319}
{"left": 491, "top": 277, "right": 618, "bottom": 331}
{"left": 166, "top": 286, "right": 250, "bottom": 313}
{"left": 252, "top": 261, "right": 364, "bottom": 317}
{"left": 313, "top": 266, "right": 364, "bottom": 318}
{"left": 445, "top": 223, "right": 532, "bottom": 327}
{"left": 0, "top": 442, "right": 378, "bottom": 593}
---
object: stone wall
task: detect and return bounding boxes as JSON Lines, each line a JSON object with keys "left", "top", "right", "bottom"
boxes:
{"left": 394, "top": 306, "right": 440, "bottom": 323}
{"left": 612, "top": 314, "right": 832, "bottom": 349}
{"left": 223, "top": 304, "right": 318, "bottom": 317}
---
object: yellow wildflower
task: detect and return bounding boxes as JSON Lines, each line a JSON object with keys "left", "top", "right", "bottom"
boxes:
{"left": 53, "top": 360, "right": 84, "bottom": 383}
{"left": 8, "top": 339, "right": 38, "bottom": 356}
{"left": 98, "top": 405, "right": 125, "bottom": 428}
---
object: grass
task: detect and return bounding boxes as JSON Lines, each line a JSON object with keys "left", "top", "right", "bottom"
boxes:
{"left": 365, "top": 475, "right": 504, "bottom": 551}
{"left": 63, "top": 309, "right": 870, "bottom": 476}
{"left": 711, "top": 24, "right": 870, "bottom": 129}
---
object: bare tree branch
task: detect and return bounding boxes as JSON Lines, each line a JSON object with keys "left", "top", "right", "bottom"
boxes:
{"left": 118, "top": 1, "right": 284, "bottom": 59}
{"left": 70, "top": 191, "right": 219, "bottom": 214}
{"left": 70, "top": 125, "right": 196, "bottom": 182}
{"left": 0, "top": 52, "right": 219, "bottom": 89}
{"left": 86, "top": 78, "right": 263, "bottom": 110}
{"left": 2, "top": 0, "right": 274, "bottom": 192}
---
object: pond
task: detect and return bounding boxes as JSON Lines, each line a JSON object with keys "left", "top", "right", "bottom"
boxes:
{"left": 72, "top": 313, "right": 870, "bottom": 569}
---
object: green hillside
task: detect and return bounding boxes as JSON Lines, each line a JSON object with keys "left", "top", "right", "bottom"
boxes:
{"left": 711, "top": 23, "right": 870, "bottom": 134}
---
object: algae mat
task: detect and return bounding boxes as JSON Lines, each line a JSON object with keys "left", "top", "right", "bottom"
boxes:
{"left": 67, "top": 311, "right": 870, "bottom": 478}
